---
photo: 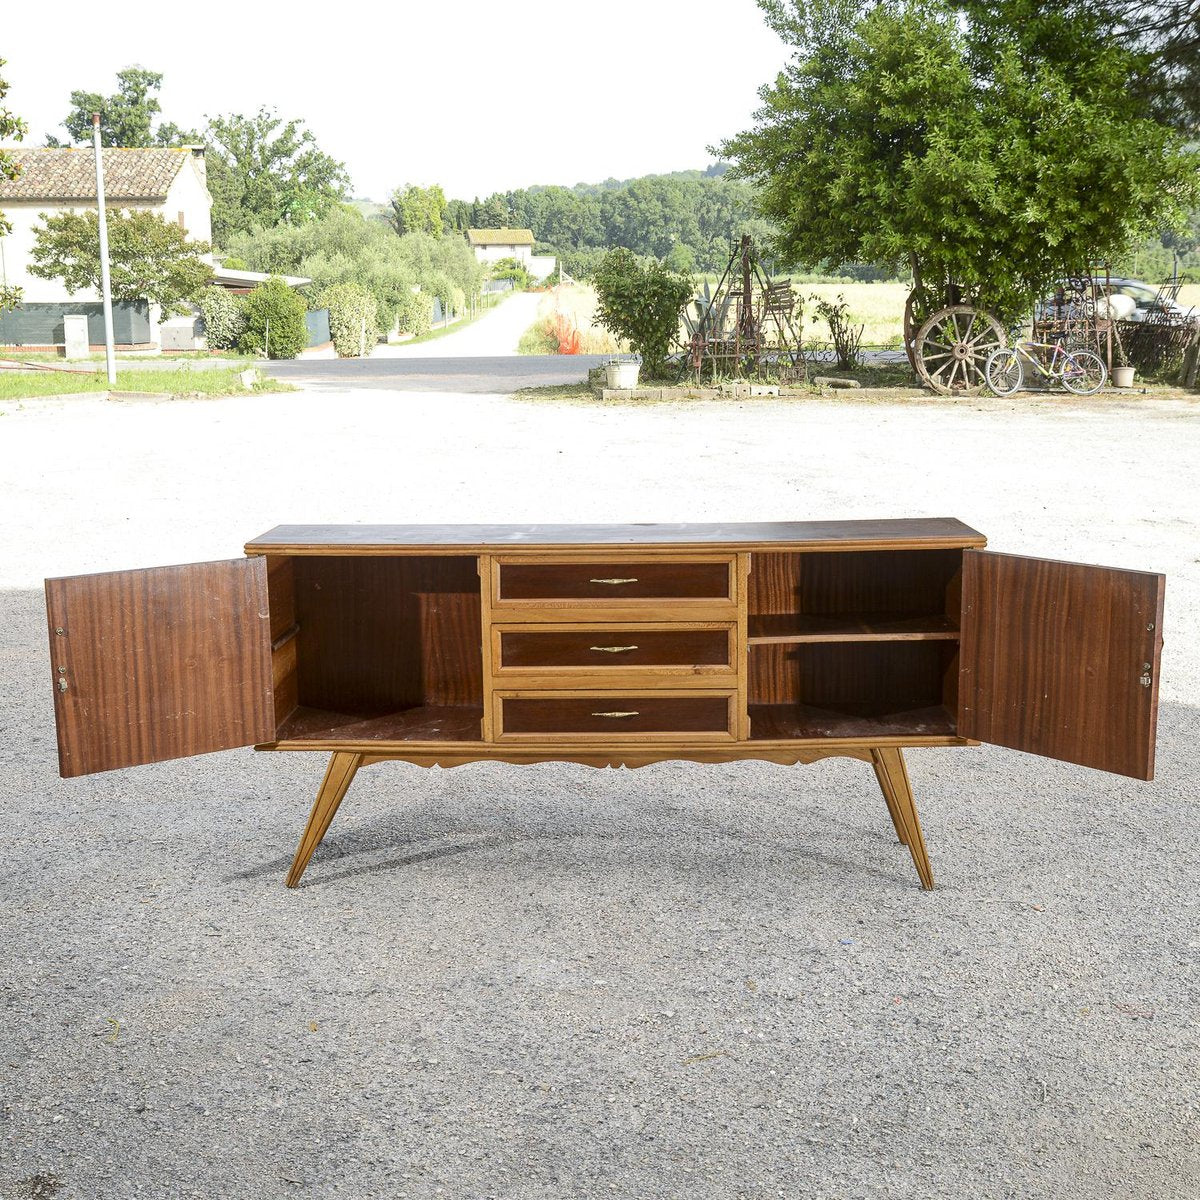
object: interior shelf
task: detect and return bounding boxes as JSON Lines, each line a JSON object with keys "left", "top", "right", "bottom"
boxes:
{"left": 749, "top": 703, "right": 957, "bottom": 741}
{"left": 747, "top": 612, "right": 960, "bottom": 644}
{"left": 275, "top": 705, "right": 485, "bottom": 743}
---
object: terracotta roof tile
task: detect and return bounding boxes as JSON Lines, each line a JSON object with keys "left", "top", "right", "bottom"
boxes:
{"left": 0, "top": 147, "right": 195, "bottom": 201}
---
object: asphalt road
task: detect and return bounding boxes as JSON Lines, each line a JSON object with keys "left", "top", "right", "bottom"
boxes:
{"left": 264, "top": 353, "right": 608, "bottom": 393}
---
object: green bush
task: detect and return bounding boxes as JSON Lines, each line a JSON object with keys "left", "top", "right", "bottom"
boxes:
{"left": 490, "top": 256, "right": 530, "bottom": 289}
{"left": 319, "top": 281, "right": 378, "bottom": 357}
{"left": 197, "top": 287, "right": 248, "bottom": 351}
{"left": 593, "top": 248, "right": 692, "bottom": 377}
{"left": 395, "top": 290, "right": 433, "bottom": 338}
{"left": 238, "top": 277, "right": 307, "bottom": 359}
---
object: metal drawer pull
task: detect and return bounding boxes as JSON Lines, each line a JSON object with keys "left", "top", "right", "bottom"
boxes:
{"left": 589, "top": 577, "right": 638, "bottom": 585}
{"left": 591, "top": 710, "right": 640, "bottom": 718}
{"left": 589, "top": 644, "right": 639, "bottom": 653}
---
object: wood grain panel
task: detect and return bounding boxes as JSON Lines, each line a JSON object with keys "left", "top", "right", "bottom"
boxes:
{"left": 45, "top": 558, "right": 274, "bottom": 777}
{"left": 266, "top": 555, "right": 298, "bottom": 726}
{"left": 499, "top": 627, "right": 731, "bottom": 669}
{"left": 293, "top": 555, "right": 482, "bottom": 714}
{"left": 750, "top": 703, "right": 956, "bottom": 741}
{"left": 245, "top": 517, "right": 987, "bottom": 554}
{"left": 499, "top": 560, "right": 731, "bottom": 602}
{"left": 960, "top": 550, "right": 1164, "bottom": 779}
{"left": 275, "top": 704, "right": 483, "bottom": 743}
{"left": 748, "top": 550, "right": 963, "bottom": 617}
{"left": 747, "top": 612, "right": 959, "bottom": 643}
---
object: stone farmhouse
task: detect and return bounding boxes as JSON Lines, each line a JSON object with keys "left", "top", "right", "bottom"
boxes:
{"left": 0, "top": 146, "right": 307, "bottom": 351}
{"left": 466, "top": 228, "right": 556, "bottom": 282}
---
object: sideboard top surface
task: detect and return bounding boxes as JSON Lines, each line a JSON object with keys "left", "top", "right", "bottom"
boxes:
{"left": 246, "top": 518, "right": 987, "bottom": 555}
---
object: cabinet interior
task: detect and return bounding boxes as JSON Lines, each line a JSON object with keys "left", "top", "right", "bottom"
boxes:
{"left": 747, "top": 549, "right": 962, "bottom": 738}
{"left": 260, "top": 546, "right": 966, "bottom": 746}
{"left": 267, "top": 554, "right": 484, "bottom": 742}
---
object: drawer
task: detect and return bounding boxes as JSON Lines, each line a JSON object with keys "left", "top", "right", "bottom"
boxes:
{"left": 496, "top": 692, "right": 736, "bottom": 740}
{"left": 495, "top": 624, "right": 735, "bottom": 674}
{"left": 496, "top": 558, "right": 734, "bottom": 604}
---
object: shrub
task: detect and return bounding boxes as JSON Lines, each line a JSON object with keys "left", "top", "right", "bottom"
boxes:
{"left": 592, "top": 248, "right": 692, "bottom": 377}
{"left": 238, "top": 277, "right": 307, "bottom": 359}
{"left": 395, "top": 290, "right": 433, "bottom": 338}
{"left": 811, "top": 293, "right": 865, "bottom": 369}
{"left": 319, "top": 281, "right": 378, "bottom": 357}
{"left": 197, "top": 287, "right": 248, "bottom": 351}
{"left": 490, "top": 256, "right": 530, "bottom": 289}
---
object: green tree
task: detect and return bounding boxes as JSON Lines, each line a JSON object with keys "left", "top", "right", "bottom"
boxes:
{"left": 239, "top": 277, "right": 307, "bottom": 358}
{"left": 46, "top": 67, "right": 200, "bottom": 147}
{"left": 224, "top": 205, "right": 483, "bottom": 332}
{"left": 592, "top": 248, "right": 692, "bottom": 377}
{"left": 205, "top": 108, "right": 351, "bottom": 245}
{"left": 0, "top": 57, "right": 27, "bottom": 312}
{"left": 721, "top": 0, "right": 1199, "bottom": 318}
{"left": 29, "top": 209, "right": 212, "bottom": 314}
{"left": 387, "top": 184, "right": 446, "bottom": 237}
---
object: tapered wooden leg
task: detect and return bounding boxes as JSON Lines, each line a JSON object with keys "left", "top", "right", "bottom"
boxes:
{"left": 285, "top": 752, "right": 363, "bottom": 888}
{"left": 871, "top": 756, "right": 910, "bottom": 845}
{"left": 871, "top": 748, "right": 934, "bottom": 890}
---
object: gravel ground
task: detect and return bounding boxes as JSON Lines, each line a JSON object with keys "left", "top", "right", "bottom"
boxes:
{"left": 1, "top": 385, "right": 1198, "bottom": 1199}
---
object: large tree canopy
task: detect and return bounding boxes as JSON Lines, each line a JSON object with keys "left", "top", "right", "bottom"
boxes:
{"left": 722, "top": 0, "right": 1200, "bottom": 316}
{"left": 205, "top": 109, "right": 351, "bottom": 245}
{"left": 46, "top": 67, "right": 199, "bottom": 147}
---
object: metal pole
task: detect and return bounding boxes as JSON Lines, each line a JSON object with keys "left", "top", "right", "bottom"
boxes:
{"left": 91, "top": 114, "right": 116, "bottom": 385}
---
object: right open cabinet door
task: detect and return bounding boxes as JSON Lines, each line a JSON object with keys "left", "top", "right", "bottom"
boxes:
{"left": 959, "top": 550, "right": 1165, "bottom": 780}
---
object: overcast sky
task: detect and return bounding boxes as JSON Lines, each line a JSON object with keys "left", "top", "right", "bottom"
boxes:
{"left": 5, "top": 0, "right": 788, "bottom": 201}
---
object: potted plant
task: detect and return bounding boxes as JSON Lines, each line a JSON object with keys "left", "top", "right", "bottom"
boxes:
{"left": 605, "top": 355, "right": 640, "bottom": 389}
{"left": 1110, "top": 325, "right": 1135, "bottom": 388}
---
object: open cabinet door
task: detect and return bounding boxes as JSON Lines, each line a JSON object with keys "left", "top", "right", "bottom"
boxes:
{"left": 959, "top": 551, "right": 1164, "bottom": 780}
{"left": 45, "top": 558, "right": 275, "bottom": 778}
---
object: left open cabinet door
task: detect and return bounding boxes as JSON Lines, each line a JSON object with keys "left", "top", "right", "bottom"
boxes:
{"left": 45, "top": 558, "right": 275, "bottom": 777}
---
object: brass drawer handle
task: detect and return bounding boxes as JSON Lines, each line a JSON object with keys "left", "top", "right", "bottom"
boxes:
{"left": 591, "top": 710, "right": 640, "bottom": 718}
{"left": 590, "top": 577, "right": 638, "bottom": 585}
{"left": 589, "top": 644, "right": 639, "bottom": 653}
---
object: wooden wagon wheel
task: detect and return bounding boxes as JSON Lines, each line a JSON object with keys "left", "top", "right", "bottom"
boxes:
{"left": 903, "top": 287, "right": 935, "bottom": 371}
{"left": 914, "top": 305, "right": 1006, "bottom": 395}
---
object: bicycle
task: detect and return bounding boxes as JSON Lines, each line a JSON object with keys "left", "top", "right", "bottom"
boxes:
{"left": 984, "top": 337, "right": 1108, "bottom": 396}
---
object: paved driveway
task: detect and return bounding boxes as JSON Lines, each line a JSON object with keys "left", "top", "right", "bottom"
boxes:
{"left": 264, "top": 352, "right": 606, "bottom": 393}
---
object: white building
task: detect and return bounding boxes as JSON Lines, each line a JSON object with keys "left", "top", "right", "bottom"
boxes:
{"left": 0, "top": 146, "right": 212, "bottom": 348}
{"left": 466, "top": 228, "right": 556, "bottom": 282}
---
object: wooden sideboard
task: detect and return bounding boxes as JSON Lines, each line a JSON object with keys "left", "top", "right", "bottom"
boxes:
{"left": 44, "top": 520, "right": 1165, "bottom": 890}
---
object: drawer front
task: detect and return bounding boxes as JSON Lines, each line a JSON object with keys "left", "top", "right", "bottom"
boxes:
{"left": 498, "top": 626, "right": 734, "bottom": 672}
{"left": 498, "top": 693, "right": 735, "bottom": 739}
{"left": 497, "top": 559, "right": 733, "bottom": 603}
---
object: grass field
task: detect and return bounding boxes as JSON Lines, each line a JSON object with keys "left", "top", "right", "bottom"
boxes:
{"left": 0, "top": 366, "right": 291, "bottom": 401}
{"left": 519, "top": 285, "right": 620, "bottom": 356}
{"left": 522, "top": 278, "right": 1198, "bottom": 361}
{"left": 800, "top": 283, "right": 907, "bottom": 347}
